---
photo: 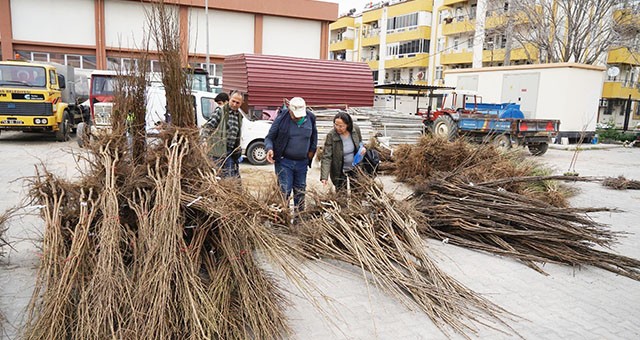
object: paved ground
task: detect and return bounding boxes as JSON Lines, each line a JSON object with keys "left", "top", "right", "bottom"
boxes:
{"left": 1, "top": 131, "right": 639, "bottom": 339}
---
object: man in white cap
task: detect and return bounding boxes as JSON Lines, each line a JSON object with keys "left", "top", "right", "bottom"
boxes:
{"left": 265, "top": 97, "right": 318, "bottom": 212}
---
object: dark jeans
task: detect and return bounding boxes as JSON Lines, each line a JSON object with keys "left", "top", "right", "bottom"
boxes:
{"left": 274, "top": 157, "right": 308, "bottom": 211}
{"left": 334, "top": 168, "right": 355, "bottom": 191}
{"left": 212, "top": 151, "right": 240, "bottom": 178}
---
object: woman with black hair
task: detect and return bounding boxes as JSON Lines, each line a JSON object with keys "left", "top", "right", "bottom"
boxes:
{"left": 320, "top": 111, "right": 366, "bottom": 190}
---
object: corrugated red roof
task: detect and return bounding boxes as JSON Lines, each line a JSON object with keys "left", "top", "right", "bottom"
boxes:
{"left": 223, "top": 54, "right": 374, "bottom": 108}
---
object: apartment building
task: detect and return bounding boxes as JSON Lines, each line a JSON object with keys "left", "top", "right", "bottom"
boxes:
{"left": 330, "top": 0, "right": 433, "bottom": 86}
{"left": 330, "top": 0, "right": 640, "bottom": 129}
{"left": 0, "top": 0, "right": 337, "bottom": 84}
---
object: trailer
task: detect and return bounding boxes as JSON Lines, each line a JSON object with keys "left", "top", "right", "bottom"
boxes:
{"left": 444, "top": 63, "right": 605, "bottom": 142}
{"left": 424, "top": 90, "right": 559, "bottom": 155}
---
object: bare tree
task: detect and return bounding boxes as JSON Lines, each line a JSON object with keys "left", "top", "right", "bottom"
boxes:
{"left": 493, "top": 0, "right": 640, "bottom": 65}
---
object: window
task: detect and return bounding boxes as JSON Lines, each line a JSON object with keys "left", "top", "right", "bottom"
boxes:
{"left": 485, "top": 36, "right": 495, "bottom": 50}
{"left": 387, "top": 12, "right": 418, "bottom": 31}
{"left": 454, "top": 37, "right": 459, "bottom": 50}
{"left": 393, "top": 69, "right": 401, "bottom": 81}
{"left": 49, "top": 70, "right": 57, "bottom": 86}
{"left": 437, "top": 38, "right": 445, "bottom": 53}
{"left": 32, "top": 52, "right": 49, "bottom": 62}
{"left": 435, "top": 66, "right": 443, "bottom": 80}
{"left": 470, "top": 4, "right": 477, "bottom": 19}
{"left": 500, "top": 35, "right": 507, "bottom": 49}
{"left": 66, "top": 55, "right": 82, "bottom": 68}
{"left": 388, "top": 39, "right": 429, "bottom": 57}
{"left": 468, "top": 38, "right": 474, "bottom": 49}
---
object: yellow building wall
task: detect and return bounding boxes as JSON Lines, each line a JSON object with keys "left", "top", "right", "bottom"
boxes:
{"left": 607, "top": 48, "right": 640, "bottom": 65}
{"left": 388, "top": 0, "right": 432, "bottom": 16}
{"left": 361, "top": 35, "right": 380, "bottom": 47}
{"left": 443, "top": 0, "right": 468, "bottom": 6}
{"left": 602, "top": 81, "right": 640, "bottom": 100}
{"left": 385, "top": 54, "right": 429, "bottom": 68}
{"left": 441, "top": 20, "right": 474, "bottom": 35}
{"left": 329, "top": 16, "right": 355, "bottom": 30}
{"left": 386, "top": 26, "right": 431, "bottom": 44}
{"left": 329, "top": 39, "right": 354, "bottom": 51}
{"left": 362, "top": 8, "right": 383, "bottom": 23}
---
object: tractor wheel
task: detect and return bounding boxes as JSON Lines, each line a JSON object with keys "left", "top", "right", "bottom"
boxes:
{"left": 493, "top": 134, "right": 512, "bottom": 150}
{"left": 431, "top": 115, "right": 458, "bottom": 141}
{"left": 246, "top": 141, "right": 268, "bottom": 165}
{"left": 55, "top": 111, "right": 71, "bottom": 142}
{"left": 528, "top": 142, "right": 549, "bottom": 156}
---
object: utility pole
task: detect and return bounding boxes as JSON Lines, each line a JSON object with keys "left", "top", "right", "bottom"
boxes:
{"left": 205, "top": 0, "right": 210, "bottom": 74}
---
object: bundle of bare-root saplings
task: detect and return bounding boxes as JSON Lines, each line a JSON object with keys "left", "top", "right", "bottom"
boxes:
{"left": 389, "top": 135, "right": 640, "bottom": 280}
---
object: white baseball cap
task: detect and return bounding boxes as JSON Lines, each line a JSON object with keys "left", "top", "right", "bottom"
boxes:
{"left": 289, "top": 97, "right": 307, "bottom": 118}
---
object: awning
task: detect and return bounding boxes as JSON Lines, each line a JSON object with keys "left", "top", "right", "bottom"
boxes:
{"left": 374, "top": 83, "right": 455, "bottom": 113}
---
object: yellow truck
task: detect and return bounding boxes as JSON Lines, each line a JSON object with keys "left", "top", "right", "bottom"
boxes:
{"left": 0, "top": 60, "right": 88, "bottom": 141}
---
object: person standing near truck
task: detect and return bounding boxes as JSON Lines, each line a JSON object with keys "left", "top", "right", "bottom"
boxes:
{"left": 265, "top": 97, "right": 318, "bottom": 211}
{"left": 202, "top": 91, "right": 244, "bottom": 178}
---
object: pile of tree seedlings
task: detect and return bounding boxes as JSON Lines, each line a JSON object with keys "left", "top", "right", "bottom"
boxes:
{"left": 298, "top": 181, "right": 517, "bottom": 338}
{"left": 21, "top": 3, "right": 307, "bottom": 339}
{"left": 390, "top": 136, "right": 571, "bottom": 207}
{"left": 384, "top": 135, "right": 640, "bottom": 280}
{"left": 18, "top": 4, "right": 523, "bottom": 335}
{"left": 602, "top": 176, "right": 640, "bottom": 190}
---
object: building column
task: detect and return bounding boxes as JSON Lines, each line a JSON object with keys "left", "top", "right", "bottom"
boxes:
{"left": 472, "top": 0, "right": 488, "bottom": 68}
{"left": 94, "top": 0, "right": 107, "bottom": 69}
{"left": 377, "top": 6, "right": 388, "bottom": 85}
{"left": 320, "top": 22, "right": 329, "bottom": 59}
{"left": 254, "top": 14, "right": 263, "bottom": 54}
{"left": 0, "top": 0, "right": 14, "bottom": 60}
{"left": 179, "top": 5, "right": 189, "bottom": 64}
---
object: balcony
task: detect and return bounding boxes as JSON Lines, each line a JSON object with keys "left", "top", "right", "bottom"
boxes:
{"left": 362, "top": 58, "right": 379, "bottom": 70}
{"left": 361, "top": 31, "right": 380, "bottom": 47}
{"left": 607, "top": 48, "right": 640, "bottom": 66}
{"left": 441, "top": 16, "right": 475, "bottom": 36}
{"left": 330, "top": 16, "right": 355, "bottom": 31}
{"left": 384, "top": 54, "right": 429, "bottom": 68}
{"left": 443, "top": 0, "right": 468, "bottom": 6}
{"left": 440, "top": 50, "right": 473, "bottom": 65}
{"left": 386, "top": 26, "right": 431, "bottom": 44}
{"left": 362, "top": 7, "right": 383, "bottom": 23}
{"left": 602, "top": 81, "right": 640, "bottom": 100}
{"left": 388, "top": 0, "right": 432, "bottom": 16}
{"left": 440, "top": 45, "right": 537, "bottom": 65}
{"left": 329, "top": 39, "right": 355, "bottom": 52}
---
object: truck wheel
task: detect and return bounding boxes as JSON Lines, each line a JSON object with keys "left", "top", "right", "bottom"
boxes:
{"left": 246, "top": 141, "right": 268, "bottom": 165}
{"left": 493, "top": 134, "right": 512, "bottom": 150}
{"left": 55, "top": 110, "right": 71, "bottom": 142}
{"left": 432, "top": 115, "right": 458, "bottom": 141}
{"left": 528, "top": 142, "right": 549, "bottom": 156}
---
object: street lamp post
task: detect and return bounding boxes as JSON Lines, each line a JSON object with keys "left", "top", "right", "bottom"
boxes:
{"left": 205, "top": 0, "right": 210, "bottom": 74}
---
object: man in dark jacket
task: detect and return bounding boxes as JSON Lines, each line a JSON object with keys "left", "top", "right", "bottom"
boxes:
{"left": 265, "top": 97, "right": 318, "bottom": 211}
